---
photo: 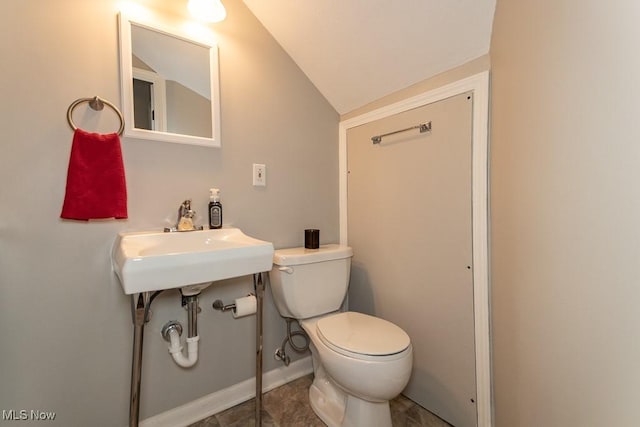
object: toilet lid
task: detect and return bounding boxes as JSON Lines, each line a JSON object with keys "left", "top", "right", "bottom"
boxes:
{"left": 316, "top": 312, "right": 410, "bottom": 356}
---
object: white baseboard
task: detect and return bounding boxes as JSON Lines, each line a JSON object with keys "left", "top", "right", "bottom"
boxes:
{"left": 139, "top": 356, "right": 313, "bottom": 427}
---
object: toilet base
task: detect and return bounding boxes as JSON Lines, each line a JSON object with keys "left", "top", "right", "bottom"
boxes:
{"left": 308, "top": 373, "right": 392, "bottom": 427}
{"left": 309, "top": 380, "right": 345, "bottom": 427}
{"left": 343, "top": 395, "right": 392, "bottom": 427}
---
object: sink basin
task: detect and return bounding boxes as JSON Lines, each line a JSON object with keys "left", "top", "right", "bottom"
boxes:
{"left": 112, "top": 227, "right": 274, "bottom": 294}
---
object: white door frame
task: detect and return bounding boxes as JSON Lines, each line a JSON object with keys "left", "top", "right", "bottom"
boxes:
{"left": 338, "top": 71, "right": 492, "bottom": 427}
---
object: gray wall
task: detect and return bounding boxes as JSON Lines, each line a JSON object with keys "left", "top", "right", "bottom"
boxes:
{"left": 0, "top": 0, "right": 338, "bottom": 425}
{"left": 491, "top": 1, "right": 640, "bottom": 426}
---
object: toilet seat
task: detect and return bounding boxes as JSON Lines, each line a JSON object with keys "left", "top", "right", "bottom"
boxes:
{"left": 316, "top": 312, "right": 410, "bottom": 361}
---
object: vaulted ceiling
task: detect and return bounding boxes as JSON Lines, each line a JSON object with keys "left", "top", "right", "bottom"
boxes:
{"left": 243, "top": 0, "right": 497, "bottom": 114}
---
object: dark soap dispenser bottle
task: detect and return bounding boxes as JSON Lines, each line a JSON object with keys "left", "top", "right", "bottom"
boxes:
{"left": 208, "top": 188, "right": 222, "bottom": 229}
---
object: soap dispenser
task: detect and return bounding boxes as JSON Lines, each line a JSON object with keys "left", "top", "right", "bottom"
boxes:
{"left": 208, "top": 188, "right": 222, "bottom": 229}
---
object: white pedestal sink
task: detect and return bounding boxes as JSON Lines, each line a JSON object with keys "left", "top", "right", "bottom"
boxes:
{"left": 112, "top": 227, "right": 274, "bottom": 294}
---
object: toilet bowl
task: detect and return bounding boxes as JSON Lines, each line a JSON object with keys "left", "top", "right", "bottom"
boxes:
{"left": 302, "top": 312, "right": 413, "bottom": 427}
{"left": 270, "top": 245, "right": 413, "bottom": 427}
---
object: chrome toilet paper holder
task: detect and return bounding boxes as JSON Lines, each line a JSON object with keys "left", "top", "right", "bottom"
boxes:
{"left": 212, "top": 299, "right": 236, "bottom": 312}
{"left": 212, "top": 293, "right": 255, "bottom": 313}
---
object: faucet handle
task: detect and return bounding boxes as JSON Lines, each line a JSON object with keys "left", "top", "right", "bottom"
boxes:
{"left": 179, "top": 199, "right": 195, "bottom": 218}
{"left": 168, "top": 198, "right": 202, "bottom": 232}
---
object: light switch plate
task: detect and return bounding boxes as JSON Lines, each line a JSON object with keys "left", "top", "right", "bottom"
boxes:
{"left": 253, "top": 163, "right": 266, "bottom": 186}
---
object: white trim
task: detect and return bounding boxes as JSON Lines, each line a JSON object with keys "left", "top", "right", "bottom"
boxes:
{"left": 338, "top": 71, "right": 492, "bottom": 427}
{"left": 139, "top": 356, "right": 313, "bottom": 427}
{"left": 132, "top": 67, "right": 167, "bottom": 132}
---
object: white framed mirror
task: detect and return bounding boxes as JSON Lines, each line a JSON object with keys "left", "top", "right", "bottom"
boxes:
{"left": 118, "top": 12, "right": 221, "bottom": 147}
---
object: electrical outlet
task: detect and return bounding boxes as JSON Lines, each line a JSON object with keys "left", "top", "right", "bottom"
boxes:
{"left": 253, "top": 163, "right": 266, "bottom": 186}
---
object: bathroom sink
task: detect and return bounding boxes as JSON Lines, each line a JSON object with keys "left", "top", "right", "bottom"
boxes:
{"left": 112, "top": 227, "right": 274, "bottom": 294}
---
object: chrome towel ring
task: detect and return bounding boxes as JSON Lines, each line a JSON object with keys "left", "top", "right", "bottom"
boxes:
{"left": 66, "top": 96, "right": 125, "bottom": 135}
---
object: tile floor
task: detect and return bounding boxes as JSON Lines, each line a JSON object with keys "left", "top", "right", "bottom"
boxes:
{"left": 188, "top": 374, "right": 452, "bottom": 427}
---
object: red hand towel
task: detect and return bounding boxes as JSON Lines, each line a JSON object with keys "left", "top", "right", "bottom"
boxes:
{"left": 61, "top": 129, "right": 128, "bottom": 220}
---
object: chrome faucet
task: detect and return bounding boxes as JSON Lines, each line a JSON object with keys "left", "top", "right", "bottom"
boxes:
{"left": 177, "top": 200, "right": 195, "bottom": 230}
{"left": 164, "top": 200, "right": 203, "bottom": 232}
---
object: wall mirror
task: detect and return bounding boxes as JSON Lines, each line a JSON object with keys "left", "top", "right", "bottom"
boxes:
{"left": 118, "top": 12, "right": 221, "bottom": 147}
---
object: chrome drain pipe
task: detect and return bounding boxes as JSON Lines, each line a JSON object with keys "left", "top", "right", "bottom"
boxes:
{"left": 186, "top": 295, "right": 198, "bottom": 337}
{"left": 161, "top": 294, "right": 201, "bottom": 368}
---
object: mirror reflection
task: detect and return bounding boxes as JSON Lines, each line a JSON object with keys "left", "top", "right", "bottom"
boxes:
{"left": 118, "top": 13, "right": 221, "bottom": 147}
{"left": 131, "top": 24, "right": 212, "bottom": 138}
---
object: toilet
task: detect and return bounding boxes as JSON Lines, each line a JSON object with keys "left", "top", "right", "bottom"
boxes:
{"left": 270, "top": 244, "right": 413, "bottom": 427}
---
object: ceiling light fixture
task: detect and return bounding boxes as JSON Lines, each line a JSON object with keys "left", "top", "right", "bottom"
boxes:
{"left": 188, "top": 0, "right": 227, "bottom": 23}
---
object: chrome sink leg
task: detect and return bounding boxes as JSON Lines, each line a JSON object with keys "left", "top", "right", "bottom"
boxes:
{"left": 253, "top": 273, "right": 265, "bottom": 426}
{"left": 129, "top": 292, "right": 154, "bottom": 427}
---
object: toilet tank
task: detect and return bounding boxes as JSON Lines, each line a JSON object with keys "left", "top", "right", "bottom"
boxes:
{"left": 270, "top": 244, "right": 353, "bottom": 319}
